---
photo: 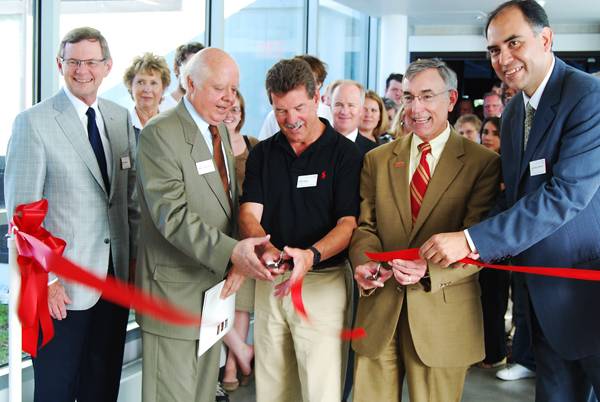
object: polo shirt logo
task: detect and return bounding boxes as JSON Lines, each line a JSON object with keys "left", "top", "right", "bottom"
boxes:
{"left": 321, "top": 170, "right": 327, "bottom": 180}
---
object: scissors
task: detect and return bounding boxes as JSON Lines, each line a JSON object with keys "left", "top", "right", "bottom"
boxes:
{"left": 266, "top": 250, "right": 293, "bottom": 271}
{"left": 365, "top": 261, "right": 391, "bottom": 281}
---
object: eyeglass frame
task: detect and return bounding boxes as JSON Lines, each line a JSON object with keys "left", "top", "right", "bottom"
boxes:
{"left": 401, "top": 89, "right": 452, "bottom": 105}
{"left": 60, "top": 58, "right": 108, "bottom": 69}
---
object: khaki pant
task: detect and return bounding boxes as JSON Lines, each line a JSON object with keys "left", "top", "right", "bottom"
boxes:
{"left": 255, "top": 268, "right": 348, "bottom": 402}
{"left": 353, "top": 299, "right": 468, "bottom": 402}
{"left": 141, "top": 331, "right": 221, "bottom": 402}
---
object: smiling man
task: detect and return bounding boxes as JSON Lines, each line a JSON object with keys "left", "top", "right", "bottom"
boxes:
{"left": 135, "top": 48, "right": 270, "bottom": 402}
{"left": 5, "top": 27, "right": 139, "bottom": 402}
{"left": 349, "top": 58, "right": 500, "bottom": 402}
{"left": 239, "top": 58, "right": 362, "bottom": 402}
{"left": 420, "top": 1, "right": 600, "bottom": 401}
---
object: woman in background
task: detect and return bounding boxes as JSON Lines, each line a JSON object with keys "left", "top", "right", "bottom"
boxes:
{"left": 221, "top": 90, "right": 258, "bottom": 392}
{"left": 359, "top": 90, "right": 390, "bottom": 144}
{"left": 122, "top": 52, "right": 171, "bottom": 140}
{"left": 481, "top": 116, "right": 501, "bottom": 153}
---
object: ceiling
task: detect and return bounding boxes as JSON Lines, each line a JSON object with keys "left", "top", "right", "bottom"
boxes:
{"left": 337, "top": 0, "right": 600, "bottom": 26}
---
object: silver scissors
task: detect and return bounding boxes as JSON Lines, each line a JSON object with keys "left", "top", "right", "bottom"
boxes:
{"left": 366, "top": 261, "right": 391, "bottom": 281}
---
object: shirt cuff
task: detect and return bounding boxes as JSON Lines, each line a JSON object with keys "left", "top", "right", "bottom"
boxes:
{"left": 47, "top": 277, "right": 59, "bottom": 286}
{"left": 464, "top": 229, "right": 477, "bottom": 253}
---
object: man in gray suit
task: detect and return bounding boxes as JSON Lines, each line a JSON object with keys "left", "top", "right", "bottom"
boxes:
{"left": 135, "top": 47, "right": 272, "bottom": 402}
{"left": 5, "top": 27, "right": 138, "bottom": 402}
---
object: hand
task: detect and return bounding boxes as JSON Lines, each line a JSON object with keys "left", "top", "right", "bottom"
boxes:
{"left": 48, "top": 281, "right": 72, "bottom": 320}
{"left": 261, "top": 245, "right": 290, "bottom": 276}
{"left": 389, "top": 258, "right": 427, "bottom": 286}
{"left": 231, "top": 235, "right": 273, "bottom": 281}
{"left": 354, "top": 261, "right": 393, "bottom": 290}
{"left": 273, "top": 246, "right": 312, "bottom": 298}
{"left": 419, "top": 231, "right": 471, "bottom": 267}
{"left": 220, "top": 266, "right": 247, "bottom": 299}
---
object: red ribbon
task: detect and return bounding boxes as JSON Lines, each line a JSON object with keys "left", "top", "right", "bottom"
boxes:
{"left": 366, "top": 248, "right": 600, "bottom": 281}
{"left": 12, "top": 199, "right": 200, "bottom": 357}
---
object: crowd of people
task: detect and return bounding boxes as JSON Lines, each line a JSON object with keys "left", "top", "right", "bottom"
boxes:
{"left": 5, "top": 1, "right": 600, "bottom": 402}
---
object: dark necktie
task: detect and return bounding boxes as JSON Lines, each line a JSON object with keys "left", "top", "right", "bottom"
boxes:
{"left": 86, "top": 107, "right": 110, "bottom": 194}
{"left": 209, "top": 125, "right": 232, "bottom": 208}
{"left": 523, "top": 102, "right": 535, "bottom": 150}
{"left": 410, "top": 142, "right": 432, "bottom": 225}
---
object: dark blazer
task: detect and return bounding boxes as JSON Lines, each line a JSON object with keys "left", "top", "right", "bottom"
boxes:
{"left": 355, "top": 132, "right": 378, "bottom": 157}
{"left": 469, "top": 57, "right": 600, "bottom": 360}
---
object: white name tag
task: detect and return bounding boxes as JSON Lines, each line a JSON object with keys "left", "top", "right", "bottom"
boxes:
{"left": 529, "top": 159, "right": 546, "bottom": 176}
{"left": 196, "top": 160, "right": 216, "bottom": 175}
{"left": 120, "top": 156, "right": 131, "bottom": 170}
{"left": 297, "top": 174, "right": 318, "bottom": 188}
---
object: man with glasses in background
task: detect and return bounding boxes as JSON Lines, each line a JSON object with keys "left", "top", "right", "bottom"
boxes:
{"left": 5, "top": 27, "right": 138, "bottom": 402}
{"left": 350, "top": 58, "right": 500, "bottom": 402}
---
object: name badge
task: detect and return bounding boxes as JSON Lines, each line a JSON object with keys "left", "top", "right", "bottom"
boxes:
{"left": 196, "top": 160, "right": 216, "bottom": 175}
{"left": 297, "top": 174, "right": 318, "bottom": 188}
{"left": 529, "top": 159, "right": 546, "bottom": 176}
{"left": 120, "top": 156, "right": 131, "bottom": 170}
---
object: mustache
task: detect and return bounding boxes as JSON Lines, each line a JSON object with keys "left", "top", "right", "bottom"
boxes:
{"left": 284, "top": 120, "right": 304, "bottom": 130}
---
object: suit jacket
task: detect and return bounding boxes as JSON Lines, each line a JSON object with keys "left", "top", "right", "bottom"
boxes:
{"left": 355, "top": 132, "right": 378, "bottom": 157}
{"left": 5, "top": 89, "right": 139, "bottom": 310}
{"left": 135, "top": 101, "right": 238, "bottom": 340}
{"left": 350, "top": 130, "right": 500, "bottom": 367}
{"left": 469, "top": 57, "right": 600, "bottom": 360}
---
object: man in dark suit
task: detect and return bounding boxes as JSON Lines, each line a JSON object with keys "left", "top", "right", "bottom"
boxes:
{"left": 331, "top": 80, "right": 377, "bottom": 157}
{"left": 420, "top": 1, "right": 600, "bottom": 401}
{"left": 5, "top": 27, "right": 138, "bottom": 402}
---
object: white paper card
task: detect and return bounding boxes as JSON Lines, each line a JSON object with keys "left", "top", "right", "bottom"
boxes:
{"left": 297, "top": 174, "right": 318, "bottom": 188}
{"left": 529, "top": 159, "right": 546, "bottom": 176}
{"left": 196, "top": 160, "right": 216, "bottom": 175}
{"left": 120, "top": 156, "right": 131, "bottom": 170}
{"left": 198, "top": 280, "right": 235, "bottom": 357}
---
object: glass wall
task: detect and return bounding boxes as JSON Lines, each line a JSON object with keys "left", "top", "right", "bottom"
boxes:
{"left": 0, "top": 0, "right": 33, "bottom": 366}
{"left": 223, "top": 0, "right": 305, "bottom": 136}
{"left": 317, "top": 0, "right": 369, "bottom": 86}
{"left": 59, "top": 0, "right": 206, "bottom": 109}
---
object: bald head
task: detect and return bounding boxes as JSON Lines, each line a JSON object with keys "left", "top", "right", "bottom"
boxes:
{"left": 184, "top": 48, "right": 239, "bottom": 125}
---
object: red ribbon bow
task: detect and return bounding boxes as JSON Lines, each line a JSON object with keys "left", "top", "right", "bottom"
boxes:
{"left": 11, "top": 199, "right": 200, "bottom": 357}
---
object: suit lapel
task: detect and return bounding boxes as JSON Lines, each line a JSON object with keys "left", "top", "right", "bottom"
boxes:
{"left": 99, "top": 99, "right": 124, "bottom": 201}
{"left": 518, "top": 59, "right": 563, "bottom": 184}
{"left": 177, "top": 103, "right": 232, "bottom": 218}
{"left": 54, "top": 90, "right": 108, "bottom": 195}
{"left": 389, "top": 136, "right": 412, "bottom": 237}
{"left": 409, "top": 131, "right": 464, "bottom": 243}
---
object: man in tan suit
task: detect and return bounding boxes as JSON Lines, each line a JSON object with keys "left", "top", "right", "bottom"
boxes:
{"left": 349, "top": 58, "right": 501, "bottom": 402}
{"left": 135, "top": 48, "right": 271, "bottom": 402}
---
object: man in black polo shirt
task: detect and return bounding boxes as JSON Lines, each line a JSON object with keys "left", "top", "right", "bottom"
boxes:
{"left": 239, "top": 58, "right": 362, "bottom": 402}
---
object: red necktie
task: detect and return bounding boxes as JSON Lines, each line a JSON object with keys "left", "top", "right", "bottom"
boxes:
{"left": 410, "top": 142, "right": 432, "bottom": 225}
{"left": 209, "top": 125, "right": 232, "bottom": 208}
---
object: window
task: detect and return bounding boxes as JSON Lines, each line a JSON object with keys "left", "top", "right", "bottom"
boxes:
{"left": 317, "top": 0, "right": 369, "bottom": 85}
{"left": 59, "top": 0, "right": 207, "bottom": 109}
{"left": 0, "top": 0, "right": 33, "bottom": 366}
{"left": 223, "top": 0, "right": 305, "bottom": 136}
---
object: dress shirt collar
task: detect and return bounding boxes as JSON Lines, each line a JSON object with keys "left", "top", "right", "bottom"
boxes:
{"left": 343, "top": 128, "right": 359, "bottom": 143}
{"left": 523, "top": 56, "right": 555, "bottom": 110}
{"left": 129, "top": 105, "right": 142, "bottom": 131}
{"left": 183, "top": 96, "right": 213, "bottom": 154}
{"left": 410, "top": 122, "right": 451, "bottom": 162}
{"left": 63, "top": 86, "right": 99, "bottom": 119}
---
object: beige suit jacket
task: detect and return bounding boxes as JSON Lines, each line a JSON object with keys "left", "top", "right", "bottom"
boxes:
{"left": 135, "top": 101, "right": 238, "bottom": 340}
{"left": 350, "top": 130, "right": 500, "bottom": 367}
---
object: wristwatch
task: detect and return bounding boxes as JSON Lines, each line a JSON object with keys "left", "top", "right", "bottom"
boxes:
{"left": 309, "top": 246, "right": 321, "bottom": 267}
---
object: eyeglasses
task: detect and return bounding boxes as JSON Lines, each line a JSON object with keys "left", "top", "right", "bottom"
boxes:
{"left": 61, "top": 58, "right": 106, "bottom": 69}
{"left": 401, "top": 90, "right": 450, "bottom": 105}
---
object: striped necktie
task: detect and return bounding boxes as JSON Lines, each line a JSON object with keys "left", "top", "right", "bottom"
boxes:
{"left": 523, "top": 102, "right": 535, "bottom": 150}
{"left": 86, "top": 107, "right": 110, "bottom": 193}
{"left": 410, "top": 142, "right": 432, "bottom": 225}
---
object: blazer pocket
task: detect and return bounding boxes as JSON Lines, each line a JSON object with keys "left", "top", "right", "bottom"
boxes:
{"left": 153, "top": 264, "right": 206, "bottom": 283}
{"left": 442, "top": 280, "right": 481, "bottom": 304}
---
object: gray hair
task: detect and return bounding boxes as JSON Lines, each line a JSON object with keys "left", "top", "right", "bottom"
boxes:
{"left": 331, "top": 80, "right": 366, "bottom": 105}
{"left": 404, "top": 58, "right": 458, "bottom": 91}
{"left": 180, "top": 52, "right": 209, "bottom": 92}
{"left": 58, "top": 27, "right": 111, "bottom": 60}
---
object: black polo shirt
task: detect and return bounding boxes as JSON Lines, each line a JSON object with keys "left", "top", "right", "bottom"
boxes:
{"left": 241, "top": 118, "right": 362, "bottom": 268}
